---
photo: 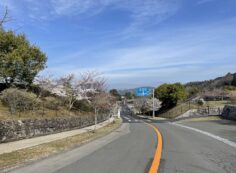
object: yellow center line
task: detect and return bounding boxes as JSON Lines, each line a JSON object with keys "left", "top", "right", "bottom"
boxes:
{"left": 146, "top": 123, "right": 163, "bottom": 173}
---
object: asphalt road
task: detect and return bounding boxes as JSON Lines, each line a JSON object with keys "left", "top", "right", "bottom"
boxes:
{"left": 9, "top": 112, "right": 236, "bottom": 173}
{"left": 179, "top": 119, "right": 236, "bottom": 143}
{"left": 155, "top": 121, "right": 236, "bottom": 173}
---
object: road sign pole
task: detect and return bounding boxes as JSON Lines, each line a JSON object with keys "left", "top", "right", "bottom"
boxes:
{"left": 152, "top": 88, "right": 155, "bottom": 119}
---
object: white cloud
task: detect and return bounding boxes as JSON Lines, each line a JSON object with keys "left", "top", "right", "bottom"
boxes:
{"left": 119, "top": 0, "right": 181, "bottom": 33}
{"left": 50, "top": 0, "right": 103, "bottom": 16}
{"left": 0, "top": 0, "right": 181, "bottom": 31}
{"left": 50, "top": 0, "right": 181, "bottom": 32}
{"left": 197, "top": 0, "right": 217, "bottom": 4}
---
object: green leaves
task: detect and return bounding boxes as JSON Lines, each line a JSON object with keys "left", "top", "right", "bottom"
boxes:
{"left": 0, "top": 30, "right": 47, "bottom": 86}
{"left": 109, "top": 89, "right": 121, "bottom": 101}
{"left": 155, "top": 83, "right": 187, "bottom": 109}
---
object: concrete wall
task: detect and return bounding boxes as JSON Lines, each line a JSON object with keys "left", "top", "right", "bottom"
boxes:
{"left": 177, "top": 108, "right": 222, "bottom": 119}
{"left": 0, "top": 114, "right": 109, "bottom": 143}
{"left": 221, "top": 105, "right": 236, "bottom": 121}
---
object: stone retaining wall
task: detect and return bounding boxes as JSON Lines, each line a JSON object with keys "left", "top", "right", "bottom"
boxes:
{"left": 221, "top": 105, "right": 236, "bottom": 121}
{"left": 0, "top": 114, "right": 109, "bottom": 143}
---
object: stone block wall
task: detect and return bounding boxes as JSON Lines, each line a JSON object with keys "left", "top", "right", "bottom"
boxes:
{"left": 0, "top": 114, "right": 109, "bottom": 143}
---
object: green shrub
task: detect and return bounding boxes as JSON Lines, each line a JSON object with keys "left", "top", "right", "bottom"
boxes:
{"left": 155, "top": 83, "right": 187, "bottom": 109}
{"left": 73, "top": 99, "right": 93, "bottom": 112}
{"left": 0, "top": 88, "right": 38, "bottom": 114}
{"left": 197, "top": 99, "right": 205, "bottom": 106}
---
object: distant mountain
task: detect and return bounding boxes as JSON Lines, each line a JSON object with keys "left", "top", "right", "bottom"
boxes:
{"left": 118, "top": 89, "right": 135, "bottom": 96}
{"left": 185, "top": 72, "right": 236, "bottom": 91}
{"left": 118, "top": 73, "right": 236, "bottom": 96}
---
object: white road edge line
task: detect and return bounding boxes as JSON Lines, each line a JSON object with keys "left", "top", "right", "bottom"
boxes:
{"left": 170, "top": 122, "right": 236, "bottom": 148}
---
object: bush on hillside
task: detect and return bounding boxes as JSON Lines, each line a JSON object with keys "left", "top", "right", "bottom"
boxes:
{"left": 0, "top": 88, "right": 38, "bottom": 114}
{"left": 29, "top": 84, "right": 51, "bottom": 98}
{"left": 43, "top": 96, "right": 62, "bottom": 110}
{"left": 155, "top": 83, "right": 187, "bottom": 109}
{"left": 73, "top": 99, "right": 93, "bottom": 112}
{"left": 197, "top": 98, "right": 205, "bottom": 106}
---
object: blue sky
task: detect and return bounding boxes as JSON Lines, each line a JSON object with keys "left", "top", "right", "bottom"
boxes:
{"left": 1, "top": 0, "right": 236, "bottom": 89}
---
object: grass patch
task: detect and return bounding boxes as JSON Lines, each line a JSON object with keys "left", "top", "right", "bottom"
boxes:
{"left": 0, "top": 119, "right": 122, "bottom": 171}
{"left": 178, "top": 116, "right": 222, "bottom": 123}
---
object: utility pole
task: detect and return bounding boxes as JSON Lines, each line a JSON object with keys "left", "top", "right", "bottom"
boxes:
{"left": 152, "top": 88, "right": 155, "bottom": 119}
{"left": 94, "top": 108, "right": 97, "bottom": 131}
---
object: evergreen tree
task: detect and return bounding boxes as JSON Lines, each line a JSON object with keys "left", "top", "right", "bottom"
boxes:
{"left": 0, "top": 30, "right": 47, "bottom": 86}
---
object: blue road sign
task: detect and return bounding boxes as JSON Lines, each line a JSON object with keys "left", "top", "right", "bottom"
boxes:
{"left": 135, "top": 87, "right": 152, "bottom": 97}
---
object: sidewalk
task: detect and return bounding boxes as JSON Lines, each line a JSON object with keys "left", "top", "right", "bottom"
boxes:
{"left": 0, "top": 118, "right": 114, "bottom": 155}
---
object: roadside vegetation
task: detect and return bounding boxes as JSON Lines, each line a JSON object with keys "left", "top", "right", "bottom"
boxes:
{"left": 178, "top": 116, "right": 222, "bottom": 122}
{"left": 109, "top": 89, "right": 122, "bottom": 101}
{"left": 155, "top": 83, "right": 187, "bottom": 110}
{"left": 133, "top": 97, "right": 160, "bottom": 115}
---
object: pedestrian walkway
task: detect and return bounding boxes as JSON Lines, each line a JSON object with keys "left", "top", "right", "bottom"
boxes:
{"left": 0, "top": 118, "right": 114, "bottom": 154}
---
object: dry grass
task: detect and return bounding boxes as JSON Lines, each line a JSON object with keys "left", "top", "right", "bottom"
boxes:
{"left": 205, "top": 101, "right": 229, "bottom": 107}
{"left": 178, "top": 116, "right": 222, "bottom": 123}
{"left": 0, "top": 102, "right": 92, "bottom": 120}
{"left": 0, "top": 119, "right": 122, "bottom": 171}
{"left": 228, "top": 91, "right": 236, "bottom": 99}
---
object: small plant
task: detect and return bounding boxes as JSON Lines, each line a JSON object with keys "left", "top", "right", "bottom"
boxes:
{"left": 197, "top": 99, "right": 205, "bottom": 106}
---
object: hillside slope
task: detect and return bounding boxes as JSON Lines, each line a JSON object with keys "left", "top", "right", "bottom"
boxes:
{"left": 185, "top": 72, "right": 236, "bottom": 91}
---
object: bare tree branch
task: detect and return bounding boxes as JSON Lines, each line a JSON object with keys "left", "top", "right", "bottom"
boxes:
{"left": 34, "top": 75, "right": 57, "bottom": 98}
{"left": 0, "top": 7, "right": 12, "bottom": 28}
{"left": 79, "top": 71, "right": 107, "bottom": 93}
